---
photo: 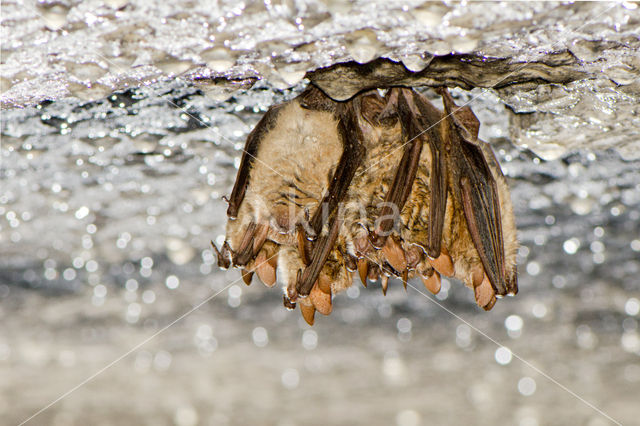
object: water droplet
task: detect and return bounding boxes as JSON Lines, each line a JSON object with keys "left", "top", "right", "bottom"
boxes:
{"left": 456, "top": 324, "right": 472, "bottom": 348}
{"left": 450, "top": 37, "right": 477, "bottom": 53}
{"left": 276, "top": 65, "right": 307, "bottom": 86}
{"left": 105, "top": 0, "right": 129, "bottom": 9}
{"left": 526, "top": 261, "right": 541, "bottom": 276}
{"left": 396, "top": 317, "right": 412, "bottom": 333}
{"left": 68, "top": 82, "right": 112, "bottom": 102}
{"left": 39, "top": 3, "right": 70, "bottom": 31}
{"left": 402, "top": 53, "right": 433, "bottom": 72}
{"left": 505, "top": 315, "right": 523, "bottom": 338}
{"left": 346, "top": 29, "right": 380, "bottom": 64}
{"left": 174, "top": 406, "right": 198, "bottom": 426}
{"left": 302, "top": 329, "right": 318, "bottom": 350}
{"left": 396, "top": 409, "right": 421, "bottom": 426}
{"left": 165, "top": 275, "right": 180, "bottom": 289}
{"left": 625, "top": 298, "right": 640, "bottom": 316}
{"left": 517, "top": 377, "right": 536, "bottom": 396}
{"left": 75, "top": 206, "right": 90, "bottom": 220}
{"left": 154, "top": 350, "right": 172, "bottom": 371}
{"left": 142, "top": 290, "right": 156, "bottom": 304}
{"left": 202, "top": 47, "right": 236, "bottom": 73}
{"left": 166, "top": 238, "right": 195, "bottom": 265}
{"left": 252, "top": 327, "right": 269, "bottom": 347}
{"left": 563, "top": 238, "right": 580, "bottom": 254}
{"left": 495, "top": 346, "right": 513, "bottom": 365}
{"left": 64, "top": 61, "right": 107, "bottom": 82}
{"left": 532, "top": 303, "right": 547, "bottom": 318}
{"left": 281, "top": 368, "right": 300, "bottom": 389}
{"left": 621, "top": 332, "right": 640, "bottom": 353}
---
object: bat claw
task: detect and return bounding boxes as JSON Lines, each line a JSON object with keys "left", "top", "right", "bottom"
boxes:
{"left": 318, "top": 272, "right": 332, "bottom": 294}
{"left": 484, "top": 295, "right": 497, "bottom": 311}
{"left": 255, "top": 250, "right": 277, "bottom": 287}
{"left": 474, "top": 274, "right": 496, "bottom": 310}
{"left": 310, "top": 283, "right": 332, "bottom": 315}
{"left": 428, "top": 248, "right": 454, "bottom": 277}
{"left": 300, "top": 301, "right": 316, "bottom": 325}
{"left": 357, "top": 258, "right": 369, "bottom": 287}
{"left": 381, "top": 237, "right": 407, "bottom": 273}
{"left": 421, "top": 271, "right": 441, "bottom": 295}
{"left": 241, "top": 270, "right": 253, "bottom": 286}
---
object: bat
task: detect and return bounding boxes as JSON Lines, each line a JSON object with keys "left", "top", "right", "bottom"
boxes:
{"left": 212, "top": 84, "right": 518, "bottom": 325}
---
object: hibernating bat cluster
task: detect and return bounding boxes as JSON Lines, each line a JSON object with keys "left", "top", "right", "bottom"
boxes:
{"left": 212, "top": 84, "right": 518, "bottom": 325}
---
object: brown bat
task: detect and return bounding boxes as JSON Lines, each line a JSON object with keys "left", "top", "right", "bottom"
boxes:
{"left": 212, "top": 84, "right": 518, "bottom": 325}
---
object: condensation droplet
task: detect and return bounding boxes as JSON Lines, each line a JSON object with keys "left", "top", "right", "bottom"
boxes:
{"left": 302, "top": 329, "right": 318, "bottom": 350}
{"left": 202, "top": 47, "right": 236, "bottom": 73}
{"left": 495, "top": 346, "right": 513, "bottom": 365}
{"left": 281, "top": 368, "right": 300, "bottom": 389}
{"left": 518, "top": 377, "right": 536, "bottom": 396}
{"left": 563, "top": 238, "right": 580, "bottom": 255}
{"left": 252, "top": 327, "right": 269, "bottom": 347}
{"left": 625, "top": 298, "right": 640, "bottom": 316}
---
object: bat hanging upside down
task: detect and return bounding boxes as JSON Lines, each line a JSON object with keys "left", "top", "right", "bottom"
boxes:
{"left": 212, "top": 84, "right": 518, "bottom": 325}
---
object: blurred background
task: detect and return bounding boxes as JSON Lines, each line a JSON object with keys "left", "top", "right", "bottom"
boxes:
{"left": 1, "top": 1, "right": 639, "bottom": 425}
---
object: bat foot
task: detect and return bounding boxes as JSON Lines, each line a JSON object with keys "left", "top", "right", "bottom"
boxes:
{"left": 283, "top": 295, "right": 296, "bottom": 310}
{"left": 421, "top": 271, "right": 441, "bottom": 295}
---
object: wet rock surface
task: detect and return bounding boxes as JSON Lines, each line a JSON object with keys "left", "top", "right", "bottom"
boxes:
{"left": 306, "top": 52, "right": 589, "bottom": 100}
{"left": 1, "top": 2, "right": 639, "bottom": 426}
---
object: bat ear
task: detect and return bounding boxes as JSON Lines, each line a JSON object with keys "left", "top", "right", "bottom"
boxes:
{"left": 438, "top": 87, "right": 480, "bottom": 141}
